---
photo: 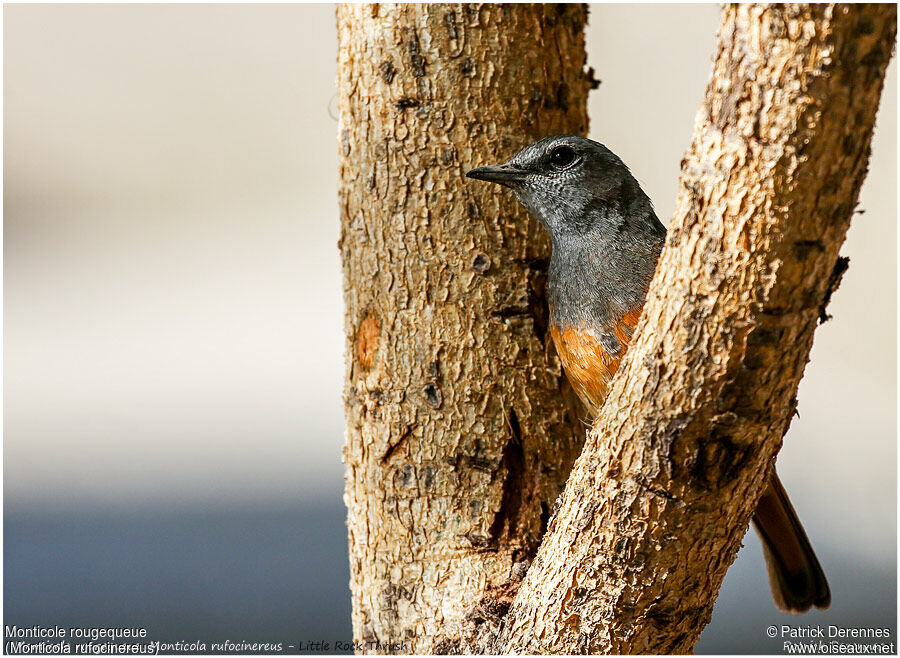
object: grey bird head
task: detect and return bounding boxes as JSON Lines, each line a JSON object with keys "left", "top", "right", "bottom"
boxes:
{"left": 466, "top": 134, "right": 667, "bottom": 331}
{"left": 466, "top": 134, "right": 662, "bottom": 245}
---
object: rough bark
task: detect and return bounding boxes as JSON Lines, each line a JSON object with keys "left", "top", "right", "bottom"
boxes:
{"left": 337, "top": 4, "right": 594, "bottom": 653}
{"left": 494, "top": 4, "right": 896, "bottom": 654}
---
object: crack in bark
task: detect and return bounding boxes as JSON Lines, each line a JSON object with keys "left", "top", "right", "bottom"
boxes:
{"left": 489, "top": 408, "right": 525, "bottom": 544}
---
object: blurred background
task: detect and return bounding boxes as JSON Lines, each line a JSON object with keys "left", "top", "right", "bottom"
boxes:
{"left": 4, "top": 4, "right": 895, "bottom": 653}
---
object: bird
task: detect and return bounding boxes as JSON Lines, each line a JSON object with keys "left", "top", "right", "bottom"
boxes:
{"left": 466, "top": 134, "right": 830, "bottom": 614}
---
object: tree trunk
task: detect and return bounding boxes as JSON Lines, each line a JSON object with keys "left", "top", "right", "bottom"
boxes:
{"left": 337, "top": 4, "right": 593, "bottom": 653}
{"left": 495, "top": 4, "right": 896, "bottom": 654}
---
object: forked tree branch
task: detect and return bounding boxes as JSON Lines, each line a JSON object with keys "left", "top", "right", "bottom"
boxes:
{"left": 491, "top": 4, "right": 896, "bottom": 654}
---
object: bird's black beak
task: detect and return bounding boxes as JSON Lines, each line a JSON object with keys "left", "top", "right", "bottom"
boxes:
{"left": 465, "top": 164, "right": 527, "bottom": 188}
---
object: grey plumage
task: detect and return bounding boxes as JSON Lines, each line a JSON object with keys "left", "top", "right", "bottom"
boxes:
{"left": 468, "top": 135, "right": 665, "bottom": 334}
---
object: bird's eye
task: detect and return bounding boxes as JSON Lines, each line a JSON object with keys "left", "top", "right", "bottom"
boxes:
{"left": 549, "top": 145, "right": 576, "bottom": 169}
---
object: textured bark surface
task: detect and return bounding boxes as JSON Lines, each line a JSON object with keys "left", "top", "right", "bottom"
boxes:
{"left": 336, "top": 4, "right": 594, "bottom": 653}
{"left": 495, "top": 4, "right": 896, "bottom": 654}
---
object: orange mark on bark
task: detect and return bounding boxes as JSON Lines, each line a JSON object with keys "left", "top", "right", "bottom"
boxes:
{"left": 356, "top": 313, "right": 380, "bottom": 370}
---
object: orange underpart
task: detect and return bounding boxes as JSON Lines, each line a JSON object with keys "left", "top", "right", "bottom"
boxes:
{"left": 614, "top": 306, "right": 642, "bottom": 347}
{"left": 550, "top": 306, "right": 644, "bottom": 418}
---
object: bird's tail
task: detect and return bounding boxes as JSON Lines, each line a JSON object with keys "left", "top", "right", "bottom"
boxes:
{"left": 751, "top": 471, "right": 831, "bottom": 614}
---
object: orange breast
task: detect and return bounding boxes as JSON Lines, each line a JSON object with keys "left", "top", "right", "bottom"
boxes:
{"left": 550, "top": 306, "right": 643, "bottom": 418}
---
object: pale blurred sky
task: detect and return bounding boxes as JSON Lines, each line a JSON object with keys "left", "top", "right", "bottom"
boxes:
{"left": 4, "top": 4, "right": 896, "bottom": 568}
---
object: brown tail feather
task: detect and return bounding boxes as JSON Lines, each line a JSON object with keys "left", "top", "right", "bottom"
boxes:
{"left": 751, "top": 471, "right": 831, "bottom": 614}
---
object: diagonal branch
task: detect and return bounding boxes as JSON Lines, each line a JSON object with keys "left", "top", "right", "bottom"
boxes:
{"left": 493, "top": 4, "right": 896, "bottom": 653}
